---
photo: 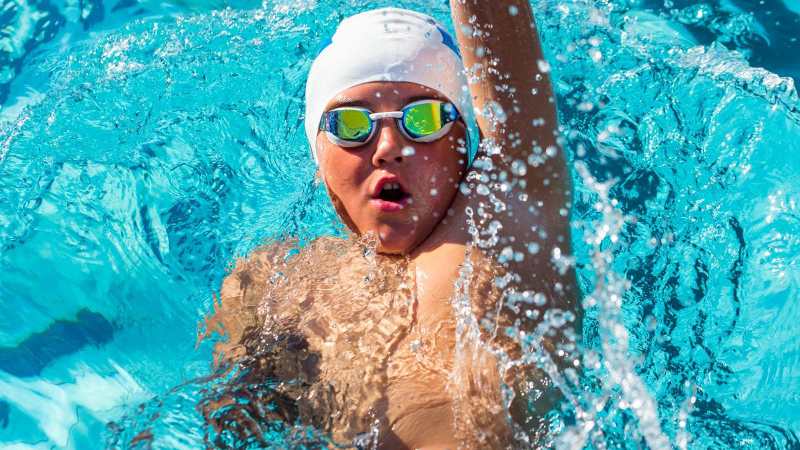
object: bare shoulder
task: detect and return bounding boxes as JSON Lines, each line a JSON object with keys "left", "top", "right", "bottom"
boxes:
{"left": 220, "top": 244, "right": 288, "bottom": 302}
{"left": 203, "top": 242, "right": 301, "bottom": 366}
{"left": 209, "top": 236, "right": 371, "bottom": 341}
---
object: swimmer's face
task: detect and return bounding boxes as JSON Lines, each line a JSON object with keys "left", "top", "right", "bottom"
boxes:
{"left": 317, "top": 82, "right": 468, "bottom": 255}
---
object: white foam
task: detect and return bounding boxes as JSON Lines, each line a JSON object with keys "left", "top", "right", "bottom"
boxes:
{"left": 0, "top": 362, "right": 147, "bottom": 447}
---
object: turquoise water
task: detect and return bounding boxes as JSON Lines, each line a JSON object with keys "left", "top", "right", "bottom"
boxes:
{"left": 0, "top": 0, "right": 798, "bottom": 448}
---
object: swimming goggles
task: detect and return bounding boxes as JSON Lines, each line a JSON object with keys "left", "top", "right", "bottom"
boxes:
{"left": 319, "top": 99, "right": 461, "bottom": 148}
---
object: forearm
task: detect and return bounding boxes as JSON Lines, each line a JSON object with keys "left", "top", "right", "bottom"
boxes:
{"left": 450, "top": 0, "right": 567, "bottom": 213}
{"left": 450, "top": 0, "right": 580, "bottom": 340}
{"left": 449, "top": 0, "right": 556, "bottom": 144}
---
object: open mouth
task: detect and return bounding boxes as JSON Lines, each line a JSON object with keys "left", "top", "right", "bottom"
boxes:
{"left": 371, "top": 177, "right": 412, "bottom": 212}
{"left": 378, "top": 182, "right": 411, "bottom": 203}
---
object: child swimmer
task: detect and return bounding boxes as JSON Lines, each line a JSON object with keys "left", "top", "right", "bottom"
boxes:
{"left": 206, "top": 2, "right": 579, "bottom": 448}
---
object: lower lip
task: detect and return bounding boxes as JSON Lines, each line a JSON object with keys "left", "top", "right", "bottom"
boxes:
{"left": 370, "top": 198, "right": 409, "bottom": 212}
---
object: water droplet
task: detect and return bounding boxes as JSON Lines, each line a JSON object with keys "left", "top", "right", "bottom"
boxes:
{"left": 537, "top": 59, "right": 551, "bottom": 73}
{"left": 499, "top": 246, "right": 514, "bottom": 263}
{"left": 511, "top": 159, "right": 527, "bottom": 176}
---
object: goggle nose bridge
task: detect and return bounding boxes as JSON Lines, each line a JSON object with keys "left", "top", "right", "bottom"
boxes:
{"left": 368, "top": 111, "right": 404, "bottom": 120}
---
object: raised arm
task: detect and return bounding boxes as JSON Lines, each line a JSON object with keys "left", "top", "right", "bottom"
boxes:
{"left": 449, "top": 1, "right": 578, "bottom": 329}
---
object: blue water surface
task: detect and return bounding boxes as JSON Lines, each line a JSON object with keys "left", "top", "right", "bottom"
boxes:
{"left": 0, "top": 0, "right": 798, "bottom": 448}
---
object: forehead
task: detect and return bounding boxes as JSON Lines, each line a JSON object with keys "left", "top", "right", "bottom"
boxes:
{"left": 325, "top": 81, "right": 447, "bottom": 110}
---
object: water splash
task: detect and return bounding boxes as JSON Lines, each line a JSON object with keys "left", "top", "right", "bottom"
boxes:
{"left": 572, "top": 161, "right": 670, "bottom": 450}
{"left": 1, "top": 0, "right": 800, "bottom": 448}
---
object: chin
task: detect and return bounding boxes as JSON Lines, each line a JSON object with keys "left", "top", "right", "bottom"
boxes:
{"left": 376, "top": 237, "right": 411, "bottom": 255}
{"left": 374, "top": 226, "right": 418, "bottom": 255}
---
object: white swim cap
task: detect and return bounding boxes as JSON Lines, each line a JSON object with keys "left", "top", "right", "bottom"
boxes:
{"left": 304, "top": 7, "right": 479, "bottom": 166}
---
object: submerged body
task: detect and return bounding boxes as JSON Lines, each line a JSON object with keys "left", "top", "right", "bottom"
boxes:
{"left": 213, "top": 235, "right": 524, "bottom": 448}
{"left": 207, "top": 2, "right": 577, "bottom": 448}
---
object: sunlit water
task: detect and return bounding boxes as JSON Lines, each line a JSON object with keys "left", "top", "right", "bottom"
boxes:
{"left": 1, "top": 0, "right": 798, "bottom": 448}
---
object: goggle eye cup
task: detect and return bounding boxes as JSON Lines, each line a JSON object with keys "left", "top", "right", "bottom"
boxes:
{"left": 320, "top": 100, "right": 461, "bottom": 146}
{"left": 322, "top": 108, "right": 374, "bottom": 146}
{"left": 401, "top": 100, "right": 458, "bottom": 140}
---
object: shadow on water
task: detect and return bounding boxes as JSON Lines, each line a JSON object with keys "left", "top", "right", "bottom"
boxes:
{"left": 0, "top": 309, "right": 114, "bottom": 378}
{"left": 0, "top": 309, "right": 114, "bottom": 431}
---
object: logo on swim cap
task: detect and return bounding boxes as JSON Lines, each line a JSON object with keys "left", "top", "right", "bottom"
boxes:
{"left": 435, "top": 25, "right": 461, "bottom": 58}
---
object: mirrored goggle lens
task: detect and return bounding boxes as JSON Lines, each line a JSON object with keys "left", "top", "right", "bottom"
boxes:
{"left": 402, "top": 101, "right": 457, "bottom": 138}
{"left": 328, "top": 109, "right": 371, "bottom": 142}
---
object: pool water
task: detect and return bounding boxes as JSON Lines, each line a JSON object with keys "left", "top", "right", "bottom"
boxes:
{"left": 0, "top": 0, "right": 798, "bottom": 448}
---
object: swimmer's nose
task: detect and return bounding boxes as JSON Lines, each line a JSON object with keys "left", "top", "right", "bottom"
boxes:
{"left": 371, "top": 121, "right": 405, "bottom": 167}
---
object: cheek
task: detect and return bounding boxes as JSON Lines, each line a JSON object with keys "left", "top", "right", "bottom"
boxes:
{"left": 324, "top": 170, "right": 357, "bottom": 204}
{"left": 420, "top": 164, "right": 457, "bottom": 194}
{"left": 320, "top": 148, "right": 368, "bottom": 205}
{"left": 432, "top": 140, "right": 467, "bottom": 183}
{"left": 413, "top": 152, "right": 464, "bottom": 207}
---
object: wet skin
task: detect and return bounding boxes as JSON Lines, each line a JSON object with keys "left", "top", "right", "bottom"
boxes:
{"left": 313, "top": 80, "right": 566, "bottom": 449}
{"left": 217, "top": 1, "right": 578, "bottom": 448}
{"left": 317, "top": 81, "right": 469, "bottom": 255}
{"left": 316, "top": 83, "right": 490, "bottom": 448}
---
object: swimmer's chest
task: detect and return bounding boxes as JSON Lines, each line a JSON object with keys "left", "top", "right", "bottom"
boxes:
{"left": 386, "top": 243, "right": 476, "bottom": 448}
{"left": 296, "top": 240, "right": 504, "bottom": 446}
{"left": 308, "top": 241, "right": 471, "bottom": 368}
{"left": 410, "top": 241, "right": 471, "bottom": 329}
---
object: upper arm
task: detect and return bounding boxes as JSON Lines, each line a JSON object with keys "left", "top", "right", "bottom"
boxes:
{"left": 449, "top": 1, "right": 577, "bottom": 313}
